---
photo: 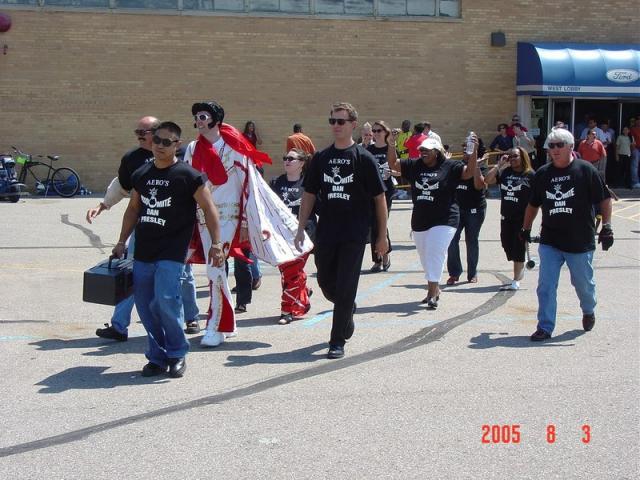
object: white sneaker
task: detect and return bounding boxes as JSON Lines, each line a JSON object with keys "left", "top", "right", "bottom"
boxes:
{"left": 225, "top": 331, "right": 238, "bottom": 338}
{"left": 510, "top": 280, "right": 520, "bottom": 290}
{"left": 201, "top": 331, "right": 225, "bottom": 347}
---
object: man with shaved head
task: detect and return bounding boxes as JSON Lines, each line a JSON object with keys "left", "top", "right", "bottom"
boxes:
{"left": 86, "top": 115, "right": 201, "bottom": 341}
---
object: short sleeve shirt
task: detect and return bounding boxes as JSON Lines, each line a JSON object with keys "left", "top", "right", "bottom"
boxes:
{"left": 117, "top": 147, "right": 154, "bottom": 192}
{"left": 496, "top": 167, "right": 535, "bottom": 221}
{"left": 366, "top": 144, "right": 395, "bottom": 195}
{"left": 132, "top": 161, "right": 206, "bottom": 263}
{"left": 400, "top": 158, "right": 464, "bottom": 231}
{"left": 455, "top": 173, "right": 486, "bottom": 211}
{"left": 529, "top": 159, "right": 608, "bottom": 253}
{"left": 303, "top": 144, "right": 385, "bottom": 244}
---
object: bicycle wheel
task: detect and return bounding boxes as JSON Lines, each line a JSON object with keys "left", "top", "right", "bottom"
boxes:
{"left": 51, "top": 167, "right": 80, "bottom": 197}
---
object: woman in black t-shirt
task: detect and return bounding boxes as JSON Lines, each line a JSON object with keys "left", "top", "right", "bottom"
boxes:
{"left": 269, "top": 148, "right": 314, "bottom": 325}
{"left": 446, "top": 150, "right": 488, "bottom": 285}
{"left": 484, "top": 147, "right": 535, "bottom": 290}
{"left": 388, "top": 134, "right": 479, "bottom": 309}
{"left": 366, "top": 121, "right": 398, "bottom": 272}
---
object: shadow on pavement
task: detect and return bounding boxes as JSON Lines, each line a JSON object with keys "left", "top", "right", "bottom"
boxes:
{"left": 353, "top": 301, "right": 426, "bottom": 318}
{"left": 468, "top": 330, "right": 586, "bottom": 349}
{"left": 30, "top": 336, "right": 147, "bottom": 356}
{"left": 36, "top": 366, "right": 169, "bottom": 393}
{"left": 223, "top": 342, "right": 327, "bottom": 367}
{"left": 191, "top": 340, "right": 272, "bottom": 352}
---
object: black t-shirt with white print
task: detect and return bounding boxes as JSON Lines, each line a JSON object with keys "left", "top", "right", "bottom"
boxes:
{"left": 366, "top": 144, "right": 395, "bottom": 196}
{"left": 496, "top": 167, "right": 535, "bottom": 221}
{"left": 529, "top": 159, "right": 608, "bottom": 253}
{"left": 303, "top": 143, "right": 386, "bottom": 244}
{"left": 269, "top": 175, "right": 305, "bottom": 217}
{"left": 118, "top": 147, "right": 154, "bottom": 192}
{"left": 132, "top": 161, "right": 206, "bottom": 263}
{"left": 270, "top": 174, "right": 318, "bottom": 236}
{"left": 455, "top": 174, "right": 486, "bottom": 211}
{"left": 400, "top": 158, "right": 464, "bottom": 231}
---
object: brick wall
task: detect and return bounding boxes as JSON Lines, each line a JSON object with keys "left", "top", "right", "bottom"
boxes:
{"left": 0, "top": 2, "right": 637, "bottom": 189}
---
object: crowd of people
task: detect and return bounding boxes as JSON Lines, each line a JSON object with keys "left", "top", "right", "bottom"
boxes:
{"left": 85, "top": 102, "right": 616, "bottom": 377}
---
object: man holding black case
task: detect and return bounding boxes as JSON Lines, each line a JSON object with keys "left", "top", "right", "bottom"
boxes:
{"left": 112, "top": 121, "right": 223, "bottom": 378}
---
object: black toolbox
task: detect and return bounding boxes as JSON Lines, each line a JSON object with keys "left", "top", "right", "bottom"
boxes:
{"left": 83, "top": 256, "right": 134, "bottom": 306}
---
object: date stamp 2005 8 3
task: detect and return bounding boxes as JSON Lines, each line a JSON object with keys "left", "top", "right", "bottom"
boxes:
{"left": 481, "top": 424, "right": 591, "bottom": 444}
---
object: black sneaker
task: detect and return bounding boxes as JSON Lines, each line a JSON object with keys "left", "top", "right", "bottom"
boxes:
{"left": 278, "top": 313, "right": 293, "bottom": 325}
{"left": 530, "top": 329, "right": 551, "bottom": 341}
{"left": 582, "top": 313, "right": 595, "bottom": 332}
{"left": 426, "top": 296, "right": 439, "bottom": 310}
{"left": 235, "top": 304, "right": 247, "bottom": 314}
{"left": 327, "top": 344, "right": 345, "bottom": 359}
{"left": 96, "top": 323, "right": 127, "bottom": 342}
{"left": 141, "top": 362, "right": 166, "bottom": 377}
{"left": 168, "top": 357, "right": 186, "bottom": 378}
{"left": 185, "top": 320, "right": 200, "bottom": 335}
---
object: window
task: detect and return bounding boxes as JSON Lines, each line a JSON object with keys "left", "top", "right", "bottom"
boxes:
{"left": 379, "top": 0, "right": 435, "bottom": 16}
{"left": 117, "top": 0, "right": 178, "bottom": 8}
{"left": 0, "top": 0, "right": 460, "bottom": 17}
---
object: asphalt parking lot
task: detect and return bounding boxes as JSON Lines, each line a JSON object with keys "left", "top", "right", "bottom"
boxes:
{"left": 0, "top": 194, "right": 638, "bottom": 479}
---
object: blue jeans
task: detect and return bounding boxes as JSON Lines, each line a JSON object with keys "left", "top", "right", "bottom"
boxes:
{"left": 249, "top": 252, "right": 261, "bottom": 280}
{"left": 536, "top": 244, "right": 596, "bottom": 335}
{"left": 133, "top": 260, "right": 189, "bottom": 367}
{"left": 111, "top": 233, "right": 199, "bottom": 333}
{"left": 181, "top": 264, "right": 199, "bottom": 321}
{"left": 631, "top": 148, "right": 640, "bottom": 185}
{"left": 111, "top": 232, "right": 136, "bottom": 335}
{"left": 447, "top": 207, "right": 486, "bottom": 280}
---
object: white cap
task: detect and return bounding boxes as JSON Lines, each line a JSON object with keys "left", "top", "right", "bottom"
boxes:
{"left": 417, "top": 138, "right": 443, "bottom": 152}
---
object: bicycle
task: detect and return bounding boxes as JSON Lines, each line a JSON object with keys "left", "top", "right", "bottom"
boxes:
{"left": 12, "top": 146, "right": 81, "bottom": 198}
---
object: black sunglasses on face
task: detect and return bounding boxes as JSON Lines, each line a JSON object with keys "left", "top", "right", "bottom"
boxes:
{"left": 328, "top": 118, "right": 349, "bottom": 126}
{"left": 134, "top": 129, "right": 153, "bottom": 136}
{"left": 283, "top": 156, "right": 299, "bottom": 162}
{"left": 547, "top": 142, "right": 566, "bottom": 149}
{"left": 152, "top": 135, "right": 179, "bottom": 147}
{"left": 372, "top": 129, "right": 384, "bottom": 133}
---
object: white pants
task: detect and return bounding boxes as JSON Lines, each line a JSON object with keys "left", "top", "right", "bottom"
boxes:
{"left": 413, "top": 226, "right": 457, "bottom": 282}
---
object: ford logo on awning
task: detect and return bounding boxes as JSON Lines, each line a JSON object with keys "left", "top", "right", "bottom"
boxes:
{"left": 606, "top": 69, "right": 639, "bottom": 83}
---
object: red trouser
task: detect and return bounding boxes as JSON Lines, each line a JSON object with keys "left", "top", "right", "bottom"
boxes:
{"left": 279, "top": 252, "right": 311, "bottom": 317}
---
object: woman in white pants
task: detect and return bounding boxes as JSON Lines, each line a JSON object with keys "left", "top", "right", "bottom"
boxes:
{"left": 388, "top": 135, "right": 479, "bottom": 308}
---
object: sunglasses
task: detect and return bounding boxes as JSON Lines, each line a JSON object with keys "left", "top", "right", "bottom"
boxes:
{"left": 152, "top": 135, "right": 179, "bottom": 147}
{"left": 194, "top": 113, "right": 211, "bottom": 122}
{"left": 372, "top": 129, "right": 384, "bottom": 133}
{"left": 419, "top": 148, "right": 435, "bottom": 154}
{"left": 547, "top": 142, "right": 566, "bottom": 149}
{"left": 283, "top": 156, "right": 299, "bottom": 162}
{"left": 508, "top": 155, "right": 520, "bottom": 159}
{"left": 328, "top": 118, "right": 350, "bottom": 126}
{"left": 134, "top": 129, "right": 153, "bottom": 136}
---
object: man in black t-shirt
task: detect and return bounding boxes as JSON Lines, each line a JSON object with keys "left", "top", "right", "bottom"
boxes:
{"left": 295, "top": 102, "right": 388, "bottom": 359}
{"left": 112, "top": 122, "right": 224, "bottom": 378}
{"left": 522, "top": 128, "right": 613, "bottom": 341}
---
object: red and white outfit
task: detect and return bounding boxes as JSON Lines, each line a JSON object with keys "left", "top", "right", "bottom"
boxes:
{"left": 184, "top": 124, "right": 313, "bottom": 345}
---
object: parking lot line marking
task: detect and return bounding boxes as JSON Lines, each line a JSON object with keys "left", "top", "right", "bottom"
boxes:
{"left": 302, "top": 272, "right": 409, "bottom": 327}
